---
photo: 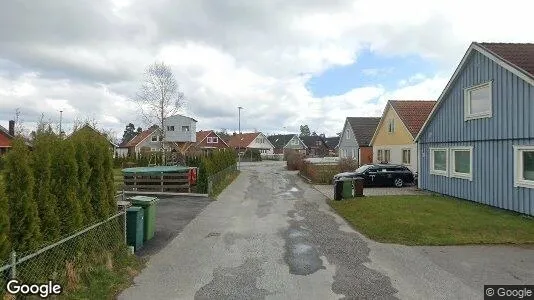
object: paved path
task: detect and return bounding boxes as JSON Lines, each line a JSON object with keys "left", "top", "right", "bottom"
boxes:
{"left": 120, "top": 161, "right": 534, "bottom": 300}
{"left": 313, "top": 183, "right": 425, "bottom": 199}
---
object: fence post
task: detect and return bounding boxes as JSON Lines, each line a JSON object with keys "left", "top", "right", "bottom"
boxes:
{"left": 10, "top": 251, "right": 16, "bottom": 279}
{"left": 208, "top": 177, "right": 213, "bottom": 196}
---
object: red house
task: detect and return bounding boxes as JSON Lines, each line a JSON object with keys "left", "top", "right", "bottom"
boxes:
{"left": 185, "top": 130, "right": 229, "bottom": 155}
{"left": 0, "top": 120, "right": 14, "bottom": 155}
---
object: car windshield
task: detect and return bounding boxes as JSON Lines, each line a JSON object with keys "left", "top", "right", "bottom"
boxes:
{"left": 354, "top": 165, "right": 371, "bottom": 173}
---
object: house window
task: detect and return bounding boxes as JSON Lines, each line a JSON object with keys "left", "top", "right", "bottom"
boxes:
{"left": 430, "top": 148, "right": 448, "bottom": 176}
{"left": 151, "top": 135, "right": 158, "bottom": 142}
{"left": 384, "top": 150, "right": 391, "bottom": 162}
{"left": 291, "top": 139, "right": 299, "bottom": 145}
{"left": 316, "top": 141, "right": 321, "bottom": 146}
{"left": 345, "top": 129, "right": 351, "bottom": 140}
{"left": 182, "top": 126, "right": 190, "bottom": 132}
{"left": 207, "top": 137, "right": 218, "bottom": 144}
{"left": 167, "top": 126, "right": 175, "bottom": 131}
{"left": 450, "top": 147, "right": 473, "bottom": 180}
{"left": 402, "top": 149, "right": 411, "bottom": 165}
{"left": 377, "top": 150, "right": 383, "bottom": 162}
{"left": 465, "top": 82, "right": 492, "bottom": 120}
{"left": 388, "top": 119, "right": 395, "bottom": 133}
{"left": 514, "top": 145, "right": 534, "bottom": 188}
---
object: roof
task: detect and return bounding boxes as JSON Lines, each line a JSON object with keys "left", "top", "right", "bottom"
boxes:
{"left": 70, "top": 124, "right": 119, "bottom": 147}
{"left": 415, "top": 42, "right": 534, "bottom": 141}
{"left": 123, "top": 127, "right": 158, "bottom": 147}
{"left": 165, "top": 114, "right": 198, "bottom": 123}
{"left": 267, "top": 134, "right": 296, "bottom": 148}
{"left": 478, "top": 42, "right": 534, "bottom": 78}
{"left": 346, "top": 117, "right": 381, "bottom": 146}
{"left": 300, "top": 135, "right": 326, "bottom": 148}
{"left": 389, "top": 100, "right": 436, "bottom": 137}
{"left": 323, "top": 137, "right": 340, "bottom": 149}
{"left": 228, "top": 132, "right": 261, "bottom": 148}
{"left": 0, "top": 124, "right": 12, "bottom": 138}
{"left": 194, "top": 130, "right": 230, "bottom": 147}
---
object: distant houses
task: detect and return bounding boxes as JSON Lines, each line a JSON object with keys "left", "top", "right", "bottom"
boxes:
{"left": 0, "top": 120, "right": 14, "bottom": 156}
{"left": 338, "top": 117, "right": 381, "bottom": 165}
{"left": 228, "top": 132, "right": 274, "bottom": 155}
{"left": 267, "top": 134, "right": 306, "bottom": 155}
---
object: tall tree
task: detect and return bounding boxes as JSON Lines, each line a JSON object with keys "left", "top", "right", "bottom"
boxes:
{"left": 135, "top": 62, "right": 185, "bottom": 164}
{"left": 299, "top": 125, "right": 311, "bottom": 137}
{"left": 4, "top": 138, "right": 42, "bottom": 252}
{"left": 122, "top": 123, "right": 137, "bottom": 144}
{"left": 0, "top": 179, "right": 10, "bottom": 260}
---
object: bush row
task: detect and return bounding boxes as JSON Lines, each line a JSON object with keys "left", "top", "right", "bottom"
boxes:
{"left": 0, "top": 126, "right": 118, "bottom": 260}
{"left": 286, "top": 152, "right": 358, "bottom": 184}
{"left": 186, "top": 149, "right": 237, "bottom": 194}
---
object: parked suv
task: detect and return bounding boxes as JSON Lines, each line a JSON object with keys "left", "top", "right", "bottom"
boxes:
{"left": 332, "top": 164, "right": 415, "bottom": 188}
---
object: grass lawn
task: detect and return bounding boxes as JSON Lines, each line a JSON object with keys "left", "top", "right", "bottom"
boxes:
{"left": 330, "top": 195, "right": 534, "bottom": 246}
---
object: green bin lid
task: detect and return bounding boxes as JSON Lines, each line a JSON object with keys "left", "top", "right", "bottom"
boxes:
{"left": 127, "top": 206, "right": 142, "bottom": 212}
{"left": 129, "top": 195, "right": 158, "bottom": 206}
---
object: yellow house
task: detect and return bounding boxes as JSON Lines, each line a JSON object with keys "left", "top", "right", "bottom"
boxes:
{"left": 370, "top": 100, "right": 436, "bottom": 172}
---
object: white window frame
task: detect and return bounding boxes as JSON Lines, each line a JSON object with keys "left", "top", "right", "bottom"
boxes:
{"left": 167, "top": 126, "right": 175, "bottom": 131}
{"left": 464, "top": 81, "right": 493, "bottom": 121}
{"left": 450, "top": 146, "right": 473, "bottom": 181}
{"left": 345, "top": 129, "right": 351, "bottom": 140}
{"left": 182, "top": 126, "right": 190, "bottom": 132}
{"left": 384, "top": 149, "right": 391, "bottom": 162}
{"left": 430, "top": 148, "right": 449, "bottom": 176}
{"left": 402, "top": 148, "right": 411, "bottom": 165}
{"left": 514, "top": 145, "right": 534, "bottom": 189}
{"left": 151, "top": 135, "right": 158, "bottom": 142}
{"left": 388, "top": 119, "right": 395, "bottom": 133}
{"left": 377, "top": 149, "right": 383, "bottom": 162}
{"left": 291, "top": 139, "right": 299, "bottom": 145}
{"left": 207, "top": 137, "right": 218, "bottom": 144}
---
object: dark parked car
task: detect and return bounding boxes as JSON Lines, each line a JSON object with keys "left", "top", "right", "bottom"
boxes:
{"left": 332, "top": 164, "right": 415, "bottom": 188}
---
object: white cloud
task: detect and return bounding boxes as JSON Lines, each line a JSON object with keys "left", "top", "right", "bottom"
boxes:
{"left": 0, "top": 0, "right": 532, "bottom": 139}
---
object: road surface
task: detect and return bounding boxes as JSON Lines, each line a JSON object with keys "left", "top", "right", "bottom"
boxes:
{"left": 120, "top": 161, "right": 534, "bottom": 300}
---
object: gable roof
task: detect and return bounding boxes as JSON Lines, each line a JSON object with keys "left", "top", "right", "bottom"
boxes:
{"left": 267, "top": 134, "right": 296, "bottom": 149}
{"left": 346, "top": 117, "right": 381, "bottom": 146}
{"left": 228, "top": 132, "right": 261, "bottom": 148}
{"left": 0, "top": 124, "right": 13, "bottom": 139}
{"left": 300, "top": 135, "right": 327, "bottom": 148}
{"left": 165, "top": 113, "right": 198, "bottom": 123}
{"left": 324, "top": 137, "right": 340, "bottom": 149}
{"left": 195, "top": 130, "right": 230, "bottom": 147}
{"left": 478, "top": 43, "right": 534, "bottom": 78}
{"left": 415, "top": 42, "right": 534, "bottom": 141}
{"left": 390, "top": 100, "right": 436, "bottom": 137}
{"left": 123, "top": 127, "right": 159, "bottom": 147}
{"left": 70, "top": 124, "right": 118, "bottom": 147}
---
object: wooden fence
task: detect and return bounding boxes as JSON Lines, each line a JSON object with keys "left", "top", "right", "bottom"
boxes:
{"left": 122, "top": 172, "right": 192, "bottom": 193}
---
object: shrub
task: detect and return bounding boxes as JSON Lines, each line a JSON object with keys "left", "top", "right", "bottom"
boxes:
{"left": 242, "top": 149, "right": 261, "bottom": 162}
{"left": 71, "top": 132, "right": 95, "bottom": 226}
{"left": 0, "top": 179, "right": 10, "bottom": 261}
{"left": 339, "top": 158, "right": 358, "bottom": 172}
{"left": 4, "top": 138, "right": 42, "bottom": 253}
{"left": 31, "top": 131, "right": 61, "bottom": 242}
{"left": 286, "top": 151, "right": 304, "bottom": 171}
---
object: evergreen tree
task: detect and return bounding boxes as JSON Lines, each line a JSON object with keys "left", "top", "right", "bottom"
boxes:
{"left": 51, "top": 140, "right": 83, "bottom": 235}
{"left": 71, "top": 132, "right": 94, "bottom": 226}
{"left": 101, "top": 138, "right": 117, "bottom": 215}
{"left": 0, "top": 179, "right": 11, "bottom": 260}
{"left": 121, "top": 123, "right": 137, "bottom": 145}
{"left": 31, "top": 130, "right": 60, "bottom": 242}
{"left": 87, "top": 138, "right": 110, "bottom": 220}
{"left": 4, "top": 138, "right": 42, "bottom": 252}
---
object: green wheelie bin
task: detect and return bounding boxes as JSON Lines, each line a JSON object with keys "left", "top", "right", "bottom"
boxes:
{"left": 342, "top": 179, "right": 353, "bottom": 199}
{"left": 126, "top": 206, "right": 144, "bottom": 251}
{"left": 129, "top": 196, "right": 158, "bottom": 242}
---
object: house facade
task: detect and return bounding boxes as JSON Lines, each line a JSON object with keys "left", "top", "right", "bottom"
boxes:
{"left": 338, "top": 117, "right": 381, "bottom": 165}
{"left": 324, "top": 137, "right": 340, "bottom": 156}
{"left": 228, "top": 132, "right": 274, "bottom": 155}
{"left": 119, "top": 127, "right": 162, "bottom": 155}
{"left": 416, "top": 42, "right": 534, "bottom": 216}
{"left": 267, "top": 134, "right": 306, "bottom": 155}
{"left": 185, "top": 130, "right": 229, "bottom": 155}
{"left": 371, "top": 100, "right": 436, "bottom": 172}
{"left": 0, "top": 121, "right": 14, "bottom": 155}
{"left": 163, "top": 114, "right": 197, "bottom": 143}
{"left": 300, "top": 135, "right": 329, "bottom": 157}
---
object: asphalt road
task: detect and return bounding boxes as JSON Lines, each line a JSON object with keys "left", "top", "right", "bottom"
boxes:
{"left": 120, "top": 161, "right": 534, "bottom": 300}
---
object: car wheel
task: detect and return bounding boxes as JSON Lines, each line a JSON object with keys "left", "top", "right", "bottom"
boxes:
{"left": 394, "top": 178, "right": 404, "bottom": 188}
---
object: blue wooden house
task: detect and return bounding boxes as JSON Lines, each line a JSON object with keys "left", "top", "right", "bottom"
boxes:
{"left": 415, "top": 42, "right": 534, "bottom": 215}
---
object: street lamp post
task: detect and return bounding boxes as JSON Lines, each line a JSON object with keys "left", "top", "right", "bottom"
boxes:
{"left": 59, "top": 110, "right": 63, "bottom": 137}
{"left": 237, "top": 106, "right": 243, "bottom": 170}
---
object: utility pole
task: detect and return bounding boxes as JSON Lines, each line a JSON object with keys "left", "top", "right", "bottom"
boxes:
{"left": 238, "top": 106, "right": 243, "bottom": 134}
{"left": 59, "top": 110, "right": 63, "bottom": 137}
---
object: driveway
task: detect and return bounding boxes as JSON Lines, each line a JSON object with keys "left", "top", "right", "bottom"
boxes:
{"left": 313, "top": 183, "right": 425, "bottom": 200}
{"left": 120, "top": 161, "right": 534, "bottom": 299}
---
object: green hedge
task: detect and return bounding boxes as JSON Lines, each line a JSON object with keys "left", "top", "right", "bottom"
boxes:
{"left": 186, "top": 150, "right": 237, "bottom": 194}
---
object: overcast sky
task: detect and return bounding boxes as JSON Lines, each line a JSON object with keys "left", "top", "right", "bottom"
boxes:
{"left": 1, "top": 0, "right": 532, "bottom": 139}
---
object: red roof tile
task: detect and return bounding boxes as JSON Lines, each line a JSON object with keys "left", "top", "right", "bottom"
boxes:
{"left": 390, "top": 100, "right": 437, "bottom": 137}
{"left": 124, "top": 127, "right": 158, "bottom": 147}
{"left": 228, "top": 132, "right": 260, "bottom": 148}
{"left": 196, "top": 131, "right": 212, "bottom": 144}
{"left": 477, "top": 43, "right": 534, "bottom": 78}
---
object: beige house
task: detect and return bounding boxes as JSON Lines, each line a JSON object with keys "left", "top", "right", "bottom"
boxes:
{"left": 370, "top": 100, "right": 436, "bottom": 172}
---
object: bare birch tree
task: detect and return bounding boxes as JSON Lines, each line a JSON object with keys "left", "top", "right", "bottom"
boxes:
{"left": 135, "top": 62, "right": 184, "bottom": 164}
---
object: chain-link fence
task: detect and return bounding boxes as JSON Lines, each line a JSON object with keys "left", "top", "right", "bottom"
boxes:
{"left": 0, "top": 210, "right": 128, "bottom": 297}
{"left": 207, "top": 164, "right": 238, "bottom": 197}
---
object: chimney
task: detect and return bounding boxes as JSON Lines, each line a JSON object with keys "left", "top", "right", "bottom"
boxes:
{"left": 8, "top": 120, "right": 15, "bottom": 136}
